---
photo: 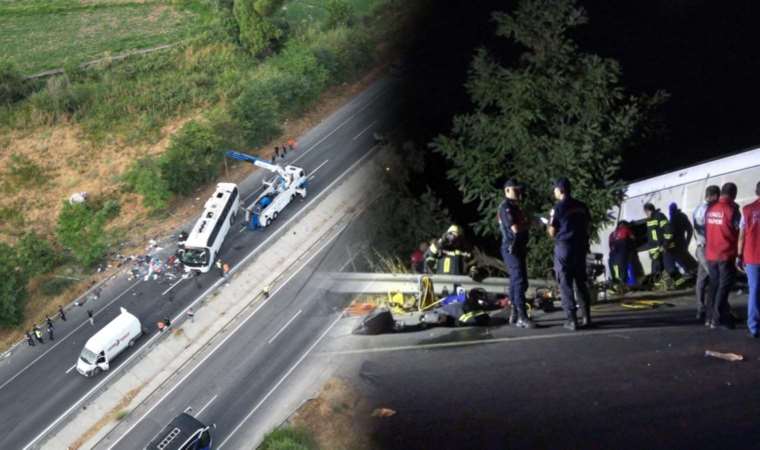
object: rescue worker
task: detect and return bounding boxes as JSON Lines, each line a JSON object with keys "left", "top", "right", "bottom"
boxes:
{"left": 608, "top": 221, "right": 635, "bottom": 287}
{"left": 26, "top": 331, "right": 35, "bottom": 347}
{"left": 705, "top": 182, "right": 741, "bottom": 329}
{"left": 410, "top": 242, "right": 428, "bottom": 274}
{"left": 423, "top": 225, "right": 476, "bottom": 277}
{"left": 548, "top": 178, "right": 592, "bottom": 330}
{"left": 692, "top": 185, "right": 721, "bottom": 323}
{"left": 669, "top": 202, "right": 698, "bottom": 274}
{"left": 738, "top": 180, "right": 760, "bottom": 337}
{"left": 643, "top": 203, "right": 679, "bottom": 288}
{"left": 33, "top": 325, "right": 44, "bottom": 344}
{"left": 497, "top": 179, "right": 535, "bottom": 328}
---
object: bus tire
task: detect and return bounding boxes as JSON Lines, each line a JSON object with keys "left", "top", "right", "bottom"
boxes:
{"left": 128, "top": 339, "right": 135, "bottom": 347}
{"left": 273, "top": 212, "right": 279, "bottom": 220}
{"left": 265, "top": 217, "right": 271, "bottom": 227}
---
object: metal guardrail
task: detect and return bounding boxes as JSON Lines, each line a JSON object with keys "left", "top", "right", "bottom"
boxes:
{"left": 327, "top": 272, "right": 552, "bottom": 295}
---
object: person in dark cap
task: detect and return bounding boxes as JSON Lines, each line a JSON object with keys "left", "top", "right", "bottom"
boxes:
{"left": 548, "top": 177, "right": 592, "bottom": 330}
{"left": 497, "top": 179, "right": 535, "bottom": 328}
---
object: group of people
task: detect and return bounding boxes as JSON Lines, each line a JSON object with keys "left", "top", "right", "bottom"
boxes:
{"left": 608, "top": 182, "right": 760, "bottom": 335}
{"left": 410, "top": 177, "right": 594, "bottom": 331}
{"left": 25, "top": 307, "right": 65, "bottom": 347}
{"left": 271, "top": 139, "right": 298, "bottom": 163}
{"left": 498, "top": 177, "right": 592, "bottom": 331}
{"left": 693, "top": 182, "right": 760, "bottom": 334}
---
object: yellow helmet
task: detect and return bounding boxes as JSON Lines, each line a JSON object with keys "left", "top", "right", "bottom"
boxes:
{"left": 446, "top": 224, "right": 462, "bottom": 237}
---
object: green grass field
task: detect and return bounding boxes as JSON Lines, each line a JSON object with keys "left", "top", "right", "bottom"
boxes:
{"left": 0, "top": 0, "right": 204, "bottom": 73}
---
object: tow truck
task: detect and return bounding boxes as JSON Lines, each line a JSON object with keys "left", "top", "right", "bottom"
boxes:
{"left": 225, "top": 150, "right": 307, "bottom": 230}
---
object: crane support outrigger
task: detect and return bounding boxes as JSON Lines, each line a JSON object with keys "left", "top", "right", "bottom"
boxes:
{"left": 225, "top": 150, "right": 308, "bottom": 230}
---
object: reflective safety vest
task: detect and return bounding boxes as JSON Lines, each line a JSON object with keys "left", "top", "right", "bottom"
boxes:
{"left": 457, "top": 310, "right": 490, "bottom": 326}
{"left": 646, "top": 210, "right": 673, "bottom": 252}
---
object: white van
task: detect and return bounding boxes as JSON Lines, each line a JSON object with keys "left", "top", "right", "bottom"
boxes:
{"left": 76, "top": 307, "right": 143, "bottom": 377}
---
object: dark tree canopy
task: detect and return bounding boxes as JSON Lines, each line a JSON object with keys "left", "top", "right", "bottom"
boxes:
{"left": 432, "top": 0, "right": 665, "bottom": 276}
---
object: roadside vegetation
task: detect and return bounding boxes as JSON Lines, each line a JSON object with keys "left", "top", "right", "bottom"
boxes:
{"left": 0, "top": 0, "right": 208, "bottom": 74}
{"left": 258, "top": 426, "right": 318, "bottom": 450}
{"left": 0, "top": 0, "right": 422, "bottom": 332}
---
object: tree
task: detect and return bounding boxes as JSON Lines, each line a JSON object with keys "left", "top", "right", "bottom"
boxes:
{"left": 432, "top": 0, "right": 666, "bottom": 276}
{"left": 0, "top": 243, "right": 28, "bottom": 326}
{"left": 366, "top": 142, "right": 454, "bottom": 260}
{"left": 56, "top": 202, "right": 113, "bottom": 267}
{"left": 233, "top": 0, "right": 286, "bottom": 56}
{"left": 325, "top": 0, "right": 355, "bottom": 30}
{"left": 16, "top": 232, "right": 60, "bottom": 276}
{"left": 160, "top": 121, "right": 224, "bottom": 196}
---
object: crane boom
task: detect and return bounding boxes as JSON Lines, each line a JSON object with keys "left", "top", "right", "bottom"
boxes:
{"left": 225, "top": 150, "right": 286, "bottom": 177}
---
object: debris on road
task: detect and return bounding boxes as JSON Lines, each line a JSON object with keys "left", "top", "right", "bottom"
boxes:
{"left": 705, "top": 350, "right": 744, "bottom": 362}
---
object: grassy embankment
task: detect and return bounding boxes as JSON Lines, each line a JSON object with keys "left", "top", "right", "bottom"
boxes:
{"left": 0, "top": 0, "right": 420, "bottom": 345}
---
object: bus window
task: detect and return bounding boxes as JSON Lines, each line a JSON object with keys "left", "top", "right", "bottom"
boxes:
{"left": 180, "top": 248, "right": 209, "bottom": 267}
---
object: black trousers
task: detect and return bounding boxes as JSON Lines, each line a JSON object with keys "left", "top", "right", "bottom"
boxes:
{"left": 554, "top": 241, "right": 591, "bottom": 320}
{"left": 706, "top": 260, "right": 736, "bottom": 324}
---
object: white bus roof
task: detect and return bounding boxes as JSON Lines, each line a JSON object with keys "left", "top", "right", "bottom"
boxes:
{"left": 625, "top": 147, "right": 760, "bottom": 199}
{"left": 85, "top": 307, "right": 139, "bottom": 351}
{"left": 185, "top": 183, "right": 238, "bottom": 249}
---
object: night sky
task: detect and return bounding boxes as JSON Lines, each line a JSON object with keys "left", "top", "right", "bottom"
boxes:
{"left": 399, "top": 0, "right": 760, "bottom": 182}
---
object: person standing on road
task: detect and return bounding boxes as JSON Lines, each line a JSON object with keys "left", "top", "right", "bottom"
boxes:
{"left": 87, "top": 309, "right": 94, "bottom": 326}
{"left": 58, "top": 305, "right": 66, "bottom": 322}
{"left": 26, "top": 331, "right": 35, "bottom": 347}
{"left": 187, "top": 308, "right": 195, "bottom": 323}
{"left": 693, "top": 185, "right": 721, "bottom": 323}
{"left": 548, "top": 178, "right": 593, "bottom": 331}
{"left": 47, "top": 325, "right": 54, "bottom": 341}
{"left": 216, "top": 259, "right": 224, "bottom": 278}
{"left": 46, "top": 315, "right": 54, "bottom": 330}
{"left": 33, "top": 325, "right": 44, "bottom": 344}
{"left": 497, "top": 179, "right": 535, "bottom": 328}
{"left": 643, "top": 203, "right": 679, "bottom": 288}
{"left": 705, "top": 182, "right": 741, "bottom": 329}
{"left": 739, "top": 180, "right": 760, "bottom": 338}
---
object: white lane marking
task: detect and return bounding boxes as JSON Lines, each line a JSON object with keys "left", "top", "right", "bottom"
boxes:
{"left": 0, "top": 280, "right": 140, "bottom": 394}
{"left": 230, "top": 146, "right": 379, "bottom": 276}
{"left": 267, "top": 310, "right": 303, "bottom": 345}
{"left": 102, "top": 226, "right": 348, "bottom": 450}
{"left": 218, "top": 311, "right": 344, "bottom": 449}
{"left": 316, "top": 326, "right": 677, "bottom": 357}
{"left": 26, "top": 104, "right": 383, "bottom": 450}
{"left": 352, "top": 120, "right": 377, "bottom": 141}
{"left": 161, "top": 278, "right": 184, "bottom": 296}
{"left": 239, "top": 85, "right": 385, "bottom": 205}
{"left": 290, "top": 89, "right": 386, "bottom": 166}
{"left": 65, "top": 365, "right": 76, "bottom": 375}
{"left": 309, "top": 159, "right": 329, "bottom": 177}
{"left": 196, "top": 394, "right": 218, "bottom": 417}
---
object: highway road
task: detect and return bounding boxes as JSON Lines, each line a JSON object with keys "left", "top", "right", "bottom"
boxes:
{"left": 0, "top": 77, "right": 398, "bottom": 450}
{"left": 102, "top": 206, "right": 371, "bottom": 450}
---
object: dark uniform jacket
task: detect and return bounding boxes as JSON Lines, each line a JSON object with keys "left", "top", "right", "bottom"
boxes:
{"left": 498, "top": 199, "right": 530, "bottom": 255}
{"left": 550, "top": 197, "right": 591, "bottom": 247}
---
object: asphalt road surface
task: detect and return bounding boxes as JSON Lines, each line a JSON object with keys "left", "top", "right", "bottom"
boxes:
{"left": 326, "top": 291, "right": 760, "bottom": 450}
{"left": 102, "top": 206, "right": 371, "bottom": 450}
{"left": 0, "top": 77, "right": 398, "bottom": 450}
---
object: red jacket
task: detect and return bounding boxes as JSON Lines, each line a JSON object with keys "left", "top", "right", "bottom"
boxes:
{"left": 742, "top": 199, "right": 760, "bottom": 265}
{"left": 705, "top": 196, "right": 741, "bottom": 262}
